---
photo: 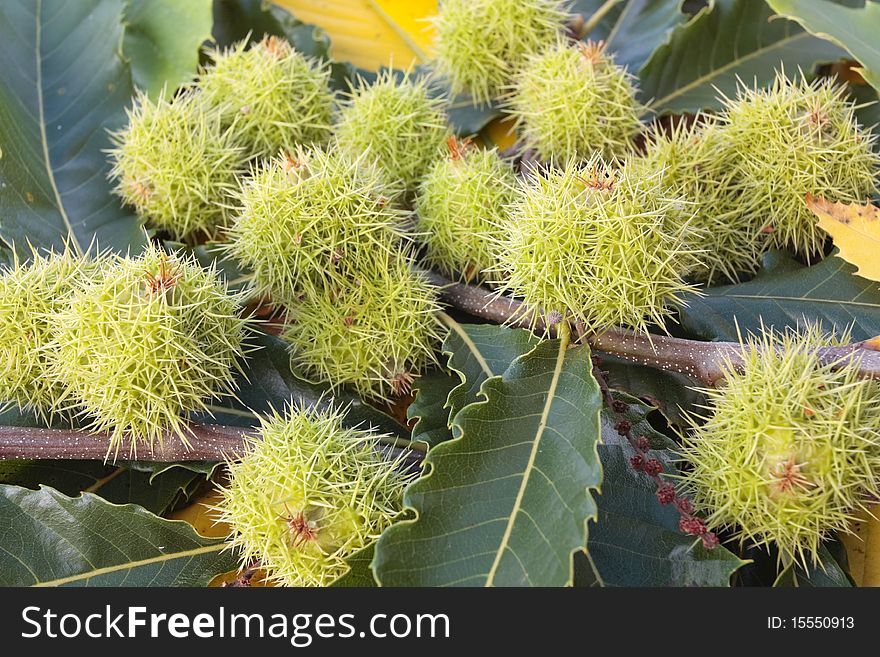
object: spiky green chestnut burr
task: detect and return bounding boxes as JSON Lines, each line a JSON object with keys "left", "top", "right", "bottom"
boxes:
{"left": 199, "top": 36, "right": 334, "bottom": 160}
{"left": 431, "top": 0, "right": 567, "bottom": 105}
{"left": 721, "top": 72, "right": 879, "bottom": 259}
{"left": 509, "top": 40, "right": 643, "bottom": 161}
{"left": 415, "top": 137, "right": 517, "bottom": 281}
{"left": 50, "top": 244, "right": 252, "bottom": 451}
{"left": 217, "top": 402, "right": 412, "bottom": 586}
{"left": 335, "top": 70, "right": 450, "bottom": 190}
{"left": 225, "top": 147, "right": 408, "bottom": 304}
{"left": 109, "top": 91, "right": 244, "bottom": 241}
{"left": 633, "top": 119, "right": 765, "bottom": 283}
{"left": 491, "top": 155, "right": 701, "bottom": 333}
{"left": 680, "top": 326, "right": 880, "bottom": 567}
{"left": 0, "top": 248, "right": 101, "bottom": 420}
{"left": 283, "top": 252, "right": 442, "bottom": 400}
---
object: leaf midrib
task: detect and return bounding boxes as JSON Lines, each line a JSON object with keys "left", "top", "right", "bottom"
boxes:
{"left": 484, "top": 329, "right": 569, "bottom": 586}
{"left": 649, "top": 29, "right": 813, "bottom": 109}
{"left": 440, "top": 314, "right": 493, "bottom": 378}
{"left": 604, "top": 0, "right": 633, "bottom": 49}
{"left": 720, "top": 294, "right": 879, "bottom": 308}
{"left": 32, "top": 543, "right": 225, "bottom": 587}
{"left": 33, "top": 0, "right": 82, "bottom": 255}
{"left": 771, "top": 0, "right": 880, "bottom": 71}
{"left": 366, "top": 0, "right": 428, "bottom": 63}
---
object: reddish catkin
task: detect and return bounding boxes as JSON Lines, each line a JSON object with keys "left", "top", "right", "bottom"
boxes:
{"left": 592, "top": 360, "right": 719, "bottom": 549}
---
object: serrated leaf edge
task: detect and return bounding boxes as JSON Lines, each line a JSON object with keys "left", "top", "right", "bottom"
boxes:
{"left": 1, "top": 484, "right": 229, "bottom": 587}
{"left": 376, "top": 336, "right": 603, "bottom": 586}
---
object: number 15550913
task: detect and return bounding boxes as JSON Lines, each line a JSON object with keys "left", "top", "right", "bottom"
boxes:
{"left": 768, "top": 616, "right": 854, "bottom": 630}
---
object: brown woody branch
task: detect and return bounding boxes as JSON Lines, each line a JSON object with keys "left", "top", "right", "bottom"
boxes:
{"left": 1, "top": 271, "right": 877, "bottom": 462}
{"left": 0, "top": 423, "right": 425, "bottom": 463}
{"left": 423, "top": 271, "right": 880, "bottom": 385}
{"left": 0, "top": 424, "right": 252, "bottom": 462}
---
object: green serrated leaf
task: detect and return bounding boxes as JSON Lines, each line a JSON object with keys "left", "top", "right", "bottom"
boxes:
{"left": 574, "top": 0, "right": 690, "bottom": 75}
{"left": 266, "top": 4, "right": 332, "bottom": 58}
{"left": 848, "top": 80, "right": 880, "bottom": 149}
{"left": 212, "top": 0, "right": 333, "bottom": 59}
{"left": 446, "top": 97, "right": 503, "bottom": 138}
{"left": 127, "top": 459, "right": 218, "bottom": 477}
{"left": 409, "top": 322, "right": 542, "bottom": 448}
{"left": 578, "top": 438, "right": 747, "bottom": 586}
{"left": 442, "top": 319, "right": 539, "bottom": 435}
{"left": 0, "top": 484, "right": 237, "bottom": 586}
{"left": 586, "top": 391, "right": 744, "bottom": 587}
{"left": 123, "top": 0, "right": 213, "bottom": 98}
{"left": 373, "top": 337, "right": 603, "bottom": 586}
{"left": 640, "top": 0, "right": 846, "bottom": 114}
{"left": 600, "top": 356, "right": 705, "bottom": 427}
{"left": 198, "top": 331, "right": 406, "bottom": 437}
{"left": 0, "top": 460, "right": 212, "bottom": 515}
{"left": 0, "top": 0, "right": 147, "bottom": 257}
{"left": 774, "top": 543, "right": 854, "bottom": 587}
{"left": 408, "top": 369, "right": 458, "bottom": 447}
{"left": 331, "top": 543, "right": 378, "bottom": 587}
{"left": 212, "top": 0, "right": 275, "bottom": 46}
{"left": 0, "top": 460, "right": 108, "bottom": 496}
{"left": 678, "top": 251, "right": 880, "bottom": 342}
{"left": 768, "top": 0, "right": 880, "bottom": 92}
{"left": 97, "top": 465, "right": 210, "bottom": 515}
{"left": 211, "top": 0, "right": 352, "bottom": 89}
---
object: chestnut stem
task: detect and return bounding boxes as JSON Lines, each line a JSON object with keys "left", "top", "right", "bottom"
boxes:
{"left": 1, "top": 271, "right": 876, "bottom": 462}
{"left": 423, "top": 270, "right": 880, "bottom": 385}
{"left": 0, "top": 424, "right": 250, "bottom": 462}
{"left": 0, "top": 424, "right": 425, "bottom": 462}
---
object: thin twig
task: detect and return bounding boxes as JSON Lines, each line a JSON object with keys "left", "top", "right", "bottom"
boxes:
{"left": 423, "top": 271, "right": 880, "bottom": 385}
{"left": 0, "top": 423, "right": 425, "bottom": 464}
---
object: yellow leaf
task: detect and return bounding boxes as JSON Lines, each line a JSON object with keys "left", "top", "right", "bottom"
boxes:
{"left": 273, "top": 0, "right": 436, "bottom": 70}
{"left": 272, "top": 2, "right": 519, "bottom": 146}
{"left": 171, "top": 486, "right": 274, "bottom": 586}
{"left": 807, "top": 194, "right": 880, "bottom": 282}
{"left": 172, "top": 486, "right": 228, "bottom": 537}
{"left": 485, "top": 114, "right": 518, "bottom": 150}
{"left": 372, "top": 0, "right": 436, "bottom": 57}
{"left": 842, "top": 504, "right": 880, "bottom": 586}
